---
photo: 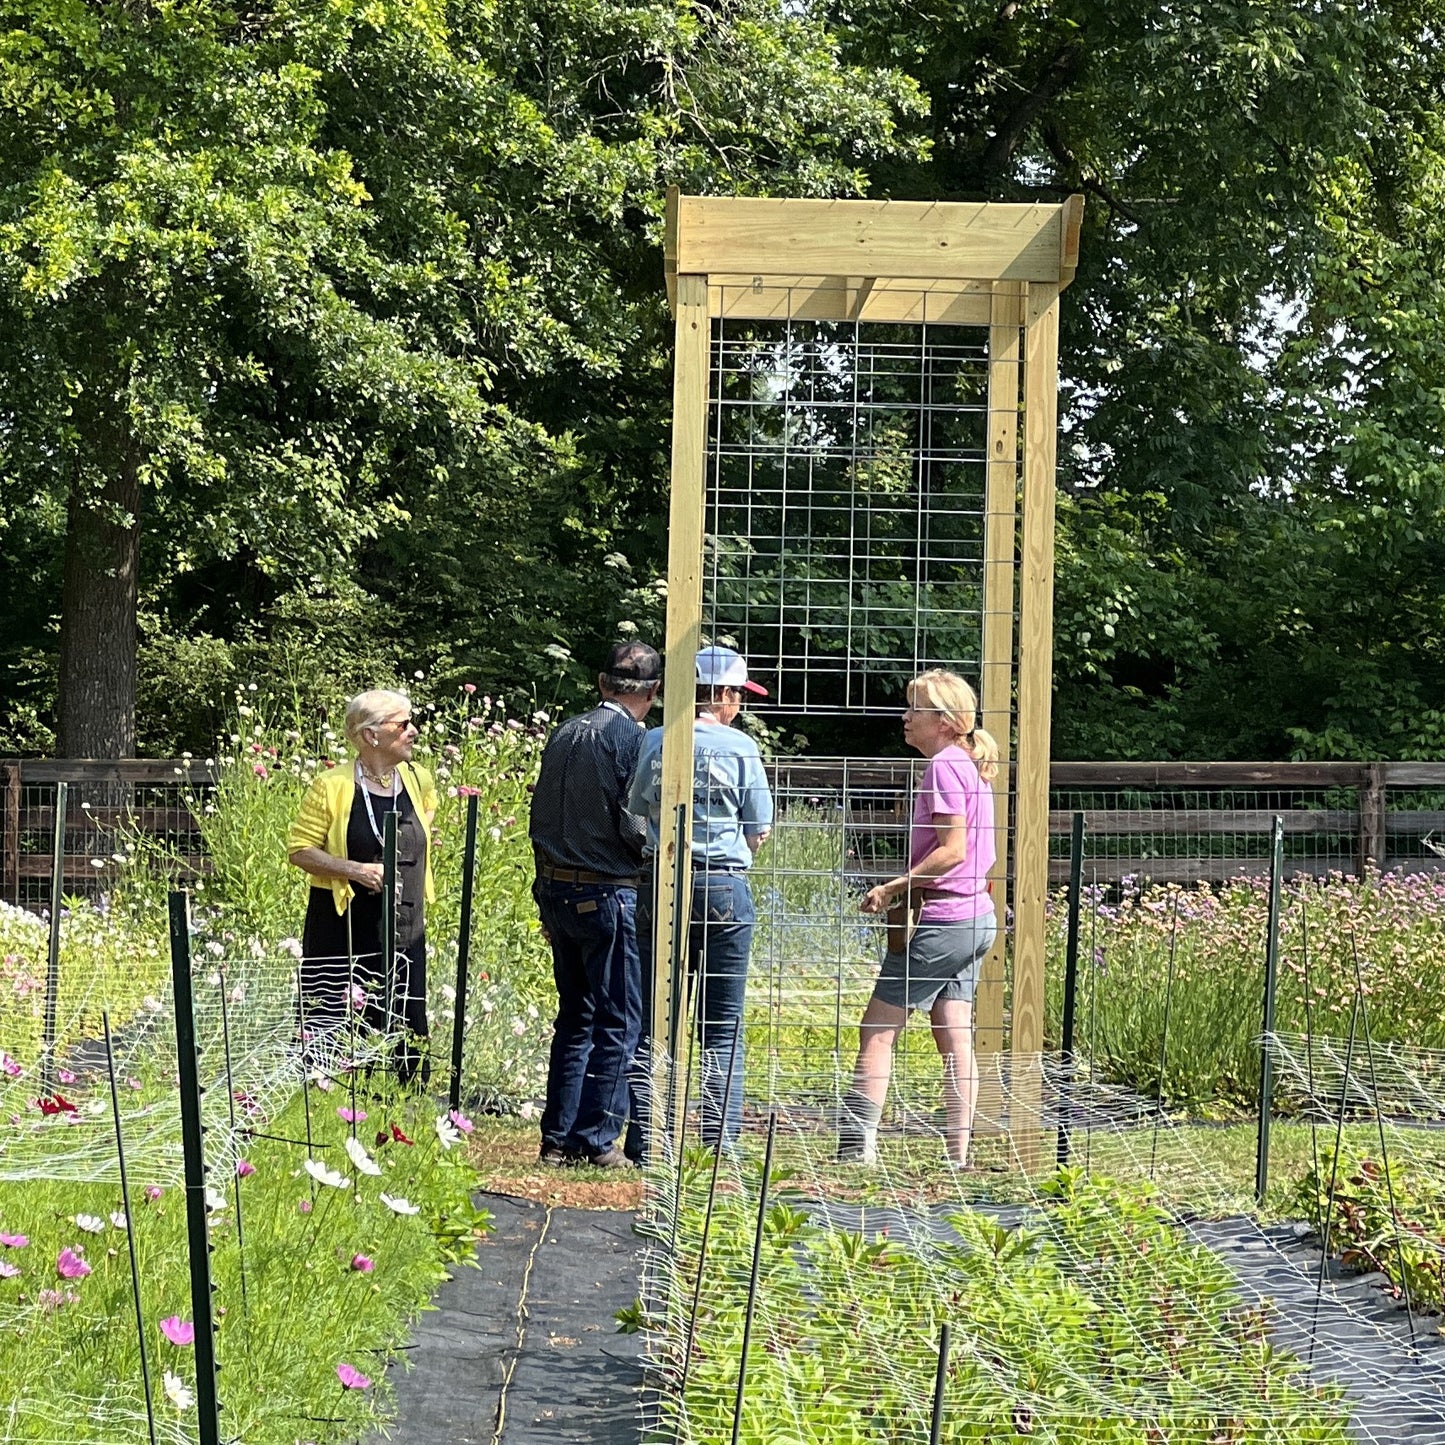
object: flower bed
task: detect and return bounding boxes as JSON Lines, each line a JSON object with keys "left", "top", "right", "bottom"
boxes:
{"left": 658, "top": 1166, "right": 1351, "bottom": 1444}
{"left": 1045, "top": 872, "right": 1445, "bottom": 1115}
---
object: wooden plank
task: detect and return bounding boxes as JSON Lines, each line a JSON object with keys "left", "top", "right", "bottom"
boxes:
{"left": 673, "top": 195, "right": 1075, "bottom": 284}
{"left": 1382, "top": 763, "right": 1445, "bottom": 787}
{"left": 3, "top": 763, "right": 18, "bottom": 904}
{"left": 1058, "top": 194, "right": 1085, "bottom": 290}
{"left": 1049, "top": 760, "right": 1370, "bottom": 788}
{"left": 1045, "top": 808, "right": 1359, "bottom": 837}
{"left": 24, "top": 805, "right": 204, "bottom": 831}
{"left": 0, "top": 759, "right": 217, "bottom": 784}
{"left": 1010, "top": 281, "right": 1060, "bottom": 1170}
{"left": 977, "top": 282, "right": 1022, "bottom": 1073}
{"left": 1046, "top": 856, "right": 1355, "bottom": 885}
{"left": 663, "top": 185, "right": 679, "bottom": 315}
{"left": 1384, "top": 811, "right": 1445, "bottom": 835}
{"left": 16, "top": 854, "right": 209, "bottom": 879}
{"left": 1359, "top": 762, "right": 1386, "bottom": 872}
{"left": 654, "top": 271, "right": 710, "bottom": 1155}
{"left": 708, "top": 276, "right": 998, "bottom": 327}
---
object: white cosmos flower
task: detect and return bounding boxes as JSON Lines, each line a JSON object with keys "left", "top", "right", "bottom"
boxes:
{"left": 304, "top": 1158, "right": 348, "bottom": 1189}
{"left": 163, "top": 1370, "right": 194, "bottom": 1409}
{"left": 110, "top": 1211, "right": 128, "bottom": 1230}
{"left": 73, "top": 1214, "right": 105, "bottom": 1234}
{"left": 345, "top": 1136, "right": 382, "bottom": 1176}
{"left": 434, "top": 1115, "right": 461, "bottom": 1150}
{"left": 379, "top": 1192, "right": 420, "bottom": 1215}
{"left": 205, "top": 1187, "right": 227, "bottom": 1213}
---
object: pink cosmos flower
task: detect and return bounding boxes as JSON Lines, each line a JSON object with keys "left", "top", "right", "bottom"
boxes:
{"left": 448, "top": 1109, "right": 475, "bottom": 1135}
{"left": 298, "top": 1199, "right": 313, "bottom": 1214}
{"left": 144, "top": 1185, "right": 163, "bottom": 1202}
{"left": 337, "top": 1106, "right": 366, "bottom": 1124}
{"left": 127, "top": 1078, "right": 143, "bottom": 1091}
{"left": 159, "top": 1315, "right": 195, "bottom": 1346}
{"left": 0, "top": 1259, "right": 19, "bottom": 1278}
{"left": 0, "top": 1232, "right": 27, "bottom": 1248}
{"left": 56, "top": 1247, "right": 90, "bottom": 1279}
{"left": 348, "top": 984, "right": 366, "bottom": 1012}
{"left": 37, "top": 1288, "right": 76, "bottom": 1311}
{"left": 56, "top": 1068, "right": 76, "bottom": 1084}
{"left": 1, "top": 1052, "right": 21, "bottom": 1077}
{"left": 350, "top": 1254, "right": 374, "bottom": 1273}
{"left": 336, "top": 1362, "right": 371, "bottom": 1390}
{"left": 235, "top": 1159, "right": 256, "bottom": 1178}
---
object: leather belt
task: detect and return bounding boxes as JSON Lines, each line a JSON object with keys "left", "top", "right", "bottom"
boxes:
{"left": 538, "top": 863, "right": 640, "bottom": 887}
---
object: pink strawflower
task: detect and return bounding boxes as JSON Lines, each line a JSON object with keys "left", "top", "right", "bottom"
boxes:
{"left": 144, "top": 1185, "right": 163, "bottom": 1202}
{"left": 448, "top": 1109, "right": 475, "bottom": 1135}
{"left": 463, "top": 682, "right": 477, "bottom": 694}
{"left": 127, "top": 1078, "right": 143, "bottom": 1091}
{"left": 253, "top": 763, "right": 268, "bottom": 779}
{"left": 235, "top": 1159, "right": 256, "bottom": 1178}
{"left": 37, "top": 1288, "right": 76, "bottom": 1311}
{"left": 159, "top": 1315, "right": 195, "bottom": 1346}
{"left": 337, "top": 1106, "right": 366, "bottom": 1124}
{"left": 0, "top": 1232, "right": 27, "bottom": 1248}
{"left": 56, "top": 1247, "right": 90, "bottom": 1279}
{"left": 350, "top": 1254, "right": 374, "bottom": 1273}
{"left": 336, "top": 1362, "right": 371, "bottom": 1390}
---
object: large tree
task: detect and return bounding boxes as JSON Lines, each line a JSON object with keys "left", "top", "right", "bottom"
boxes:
{"left": 0, "top": 0, "right": 921, "bottom": 754}
{"left": 834, "top": 0, "right": 1445, "bottom": 758}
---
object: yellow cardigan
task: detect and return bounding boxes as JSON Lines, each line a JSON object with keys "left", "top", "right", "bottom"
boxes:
{"left": 286, "top": 762, "right": 439, "bottom": 916}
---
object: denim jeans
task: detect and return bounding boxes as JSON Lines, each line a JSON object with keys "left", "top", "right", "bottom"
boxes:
{"left": 536, "top": 879, "right": 641, "bottom": 1157}
{"left": 627, "top": 869, "right": 755, "bottom": 1158}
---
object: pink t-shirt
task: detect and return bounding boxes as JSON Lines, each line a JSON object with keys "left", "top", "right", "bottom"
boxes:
{"left": 910, "top": 745, "right": 996, "bottom": 922}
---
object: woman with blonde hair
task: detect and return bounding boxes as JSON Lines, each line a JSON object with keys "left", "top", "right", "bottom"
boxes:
{"left": 838, "top": 669, "right": 999, "bottom": 1167}
{"left": 286, "top": 689, "right": 438, "bottom": 1083}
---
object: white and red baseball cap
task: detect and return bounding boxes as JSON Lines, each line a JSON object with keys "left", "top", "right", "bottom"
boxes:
{"left": 695, "top": 645, "right": 767, "bottom": 696}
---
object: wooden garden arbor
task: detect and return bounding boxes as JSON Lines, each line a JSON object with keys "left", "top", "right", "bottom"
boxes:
{"left": 656, "top": 190, "right": 1083, "bottom": 1168}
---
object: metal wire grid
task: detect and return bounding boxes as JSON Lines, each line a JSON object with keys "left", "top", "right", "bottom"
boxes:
{"left": 3, "top": 776, "right": 210, "bottom": 911}
{"left": 702, "top": 306, "right": 998, "bottom": 716}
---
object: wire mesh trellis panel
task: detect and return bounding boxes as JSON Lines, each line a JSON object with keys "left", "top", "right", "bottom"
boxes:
{"left": 705, "top": 316, "right": 992, "bottom": 717}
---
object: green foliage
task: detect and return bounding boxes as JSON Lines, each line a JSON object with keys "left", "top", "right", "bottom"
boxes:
{"left": 1292, "top": 1150, "right": 1445, "bottom": 1314}
{"left": 666, "top": 1167, "right": 1350, "bottom": 1443}
{"left": 0, "top": 0, "right": 924, "bottom": 752}
{"left": 1045, "top": 872, "right": 1445, "bottom": 1115}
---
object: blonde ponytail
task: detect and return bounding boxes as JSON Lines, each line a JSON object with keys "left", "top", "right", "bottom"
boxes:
{"left": 907, "top": 669, "right": 999, "bottom": 782}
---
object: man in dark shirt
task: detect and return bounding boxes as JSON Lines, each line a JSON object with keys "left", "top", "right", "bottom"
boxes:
{"left": 530, "top": 642, "right": 661, "bottom": 1166}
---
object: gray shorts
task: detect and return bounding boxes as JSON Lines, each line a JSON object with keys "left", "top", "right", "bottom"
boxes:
{"left": 871, "top": 911, "right": 997, "bottom": 1012}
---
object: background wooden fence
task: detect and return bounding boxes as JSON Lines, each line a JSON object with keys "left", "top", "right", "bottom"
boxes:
{"left": 4, "top": 757, "right": 1445, "bottom": 910}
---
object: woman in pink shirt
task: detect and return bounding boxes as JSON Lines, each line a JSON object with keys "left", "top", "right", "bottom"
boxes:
{"left": 838, "top": 669, "right": 999, "bottom": 1168}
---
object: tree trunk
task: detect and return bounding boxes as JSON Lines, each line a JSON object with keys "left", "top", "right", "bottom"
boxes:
{"left": 58, "top": 448, "right": 141, "bottom": 759}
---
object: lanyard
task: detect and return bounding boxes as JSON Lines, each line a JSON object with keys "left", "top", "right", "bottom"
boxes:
{"left": 355, "top": 761, "right": 399, "bottom": 848}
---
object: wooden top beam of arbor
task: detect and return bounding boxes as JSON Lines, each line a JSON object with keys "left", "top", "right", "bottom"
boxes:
{"left": 664, "top": 190, "right": 1084, "bottom": 316}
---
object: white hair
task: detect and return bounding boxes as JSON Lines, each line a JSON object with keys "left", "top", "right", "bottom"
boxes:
{"left": 343, "top": 689, "right": 411, "bottom": 747}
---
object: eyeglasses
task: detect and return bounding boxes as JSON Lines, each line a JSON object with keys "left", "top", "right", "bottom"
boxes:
{"left": 376, "top": 716, "right": 415, "bottom": 731}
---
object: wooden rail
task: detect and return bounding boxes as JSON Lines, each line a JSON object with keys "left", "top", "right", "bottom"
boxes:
{"left": 5, "top": 756, "right": 1445, "bottom": 904}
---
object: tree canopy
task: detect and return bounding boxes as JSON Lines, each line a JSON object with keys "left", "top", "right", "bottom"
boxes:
{"left": 3, "top": 0, "right": 1445, "bottom": 761}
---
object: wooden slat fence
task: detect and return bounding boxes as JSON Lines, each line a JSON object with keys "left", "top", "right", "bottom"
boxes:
{"left": 5, "top": 757, "right": 1445, "bottom": 906}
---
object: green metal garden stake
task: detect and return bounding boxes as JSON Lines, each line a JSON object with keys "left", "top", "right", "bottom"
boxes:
{"left": 39, "top": 779, "right": 66, "bottom": 1098}
{"left": 1309, "top": 989, "right": 1359, "bottom": 1367}
{"left": 1149, "top": 890, "right": 1181, "bottom": 1181}
{"left": 169, "top": 890, "right": 224, "bottom": 1445}
{"left": 449, "top": 793, "right": 480, "bottom": 1113}
{"left": 1057, "top": 811, "right": 1085, "bottom": 1166}
{"left": 104, "top": 1010, "right": 158, "bottom": 1445}
{"left": 1254, "top": 815, "right": 1284, "bottom": 1206}
{"left": 928, "top": 1322, "right": 951, "bottom": 1445}
{"left": 216, "top": 970, "right": 248, "bottom": 1311}
{"left": 731, "top": 1112, "right": 777, "bottom": 1445}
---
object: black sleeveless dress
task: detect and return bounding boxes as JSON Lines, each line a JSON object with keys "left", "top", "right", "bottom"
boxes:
{"left": 299, "top": 782, "right": 429, "bottom": 1083}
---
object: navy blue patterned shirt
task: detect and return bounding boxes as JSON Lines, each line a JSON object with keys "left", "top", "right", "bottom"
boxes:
{"left": 529, "top": 701, "right": 648, "bottom": 879}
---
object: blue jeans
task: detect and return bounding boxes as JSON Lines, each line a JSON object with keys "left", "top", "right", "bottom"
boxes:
{"left": 537, "top": 880, "right": 641, "bottom": 1157}
{"left": 627, "top": 869, "right": 755, "bottom": 1158}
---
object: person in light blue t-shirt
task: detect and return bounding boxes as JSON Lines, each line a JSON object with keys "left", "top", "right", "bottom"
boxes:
{"left": 625, "top": 646, "right": 773, "bottom": 1157}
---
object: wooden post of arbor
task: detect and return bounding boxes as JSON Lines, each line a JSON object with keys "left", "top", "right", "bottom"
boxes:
{"left": 662, "top": 190, "right": 1083, "bottom": 1169}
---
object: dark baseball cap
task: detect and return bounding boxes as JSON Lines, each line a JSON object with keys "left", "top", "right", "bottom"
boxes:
{"left": 604, "top": 642, "right": 662, "bottom": 683}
